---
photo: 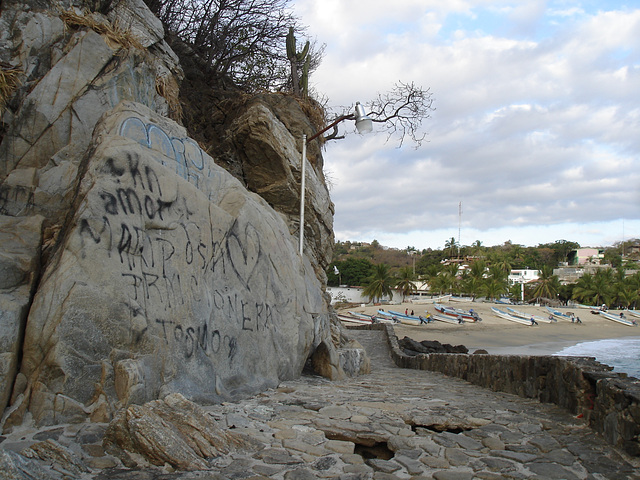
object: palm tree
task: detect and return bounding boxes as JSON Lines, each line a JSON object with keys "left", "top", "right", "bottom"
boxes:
{"left": 496, "top": 258, "right": 512, "bottom": 275}
{"left": 572, "top": 273, "right": 596, "bottom": 305}
{"left": 531, "top": 266, "right": 560, "bottom": 301}
{"left": 465, "top": 260, "right": 486, "bottom": 300}
{"left": 472, "top": 240, "right": 483, "bottom": 257}
{"left": 395, "top": 266, "right": 417, "bottom": 302}
{"left": 623, "top": 272, "right": 640, "bottom": 309}
{"left": 362, "top": 263, "right": 394, "bottom": 303}
{"left": 573, "top": 270, "right": 613, "bottom": 306}
{"left": 483, "top": 265, "right": 509, "bottom": 300}
{"left": 425, "top": 264, "right": 442, "bottom": 294}
{"left": 616, "top": 285, "right": 638, "bottom": 309}
{"left": 444, "top": 237, "right": 458, "bottom": 258}
{"left": 484, "top": 277, "right": 508, "bottom": 301}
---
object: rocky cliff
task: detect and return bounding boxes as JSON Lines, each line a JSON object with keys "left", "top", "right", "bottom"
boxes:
{"left": 0, "top": 0, "right": 368, "bottom": 430}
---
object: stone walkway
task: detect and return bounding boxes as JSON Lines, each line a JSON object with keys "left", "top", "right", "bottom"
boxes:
{"left": 3, "top": 330, "right": 640, "bottom": 479}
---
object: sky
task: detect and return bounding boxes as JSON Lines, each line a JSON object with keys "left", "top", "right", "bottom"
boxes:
{"left": 289, "top": 0, "right": 640, "bottom": 251}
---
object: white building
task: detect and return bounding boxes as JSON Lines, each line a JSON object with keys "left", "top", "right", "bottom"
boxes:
{"left": 508, "top": 269, "right": 540, "bottom": 285}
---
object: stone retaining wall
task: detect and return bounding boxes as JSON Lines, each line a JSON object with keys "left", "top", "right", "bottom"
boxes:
{"left": 350, "top": 324, "right": 640, "bottom": 456}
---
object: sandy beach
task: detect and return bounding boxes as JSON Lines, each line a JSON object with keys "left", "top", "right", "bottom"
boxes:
{"left": 340, "top": 300, "right": 640, "bottom": 355}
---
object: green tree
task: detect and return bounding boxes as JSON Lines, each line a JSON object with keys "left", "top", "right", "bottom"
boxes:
{"left": 362, "top": 264, "right": 395, "bottom": 303}
{"left": 435, "top": 263, "right": 460, "bottom": 295}
{"left": 416, "top": 249, "right": 445, "bottom": 275}
{"left": 327, "top": 257, "right": 374, "bottom": 286}
{"left": 572, "top": 270, "right": 614, "bottom": 306}
{"left": 482, "top": 265, "right": 508, "bottom": 300}
{"left": 464, "top": 260, "right": 487, "bottom": 300}
{"left": 444, "top": 237, "right": 458, "bottom": 258}
{"left": 471, "top": 240, "right": 483, "bottom": 257}
{"left": 395, "top": 266, "right": 417, "bottom": 302}
{"left": 531, "top": 266, "right": 560, "bottom": 301}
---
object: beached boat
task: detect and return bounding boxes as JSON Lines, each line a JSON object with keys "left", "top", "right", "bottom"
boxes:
{"left": 449, "top": 296, "right": 474, "bottom": 303}
{"left": 506, "top": 307, "right": 553, "bottom": 324}
{"left": 495, "top": 298, "right": 512, "bottom": 305}
{"left": 337, "top": 314, "right": 371, "bottom": 325}
{"left": 491, "top": 307, "right": 535, "bottom": 326}
{"left": 410, "top": 294, "right": 452, "bottom": 304}
{"left": 627, "top": 310, "right": 640, "bottom": 319}
{"left": 375, "top": 310, "right": 404, "bottom": 324}
{"left": 431, "top": 313, "right": 463, "bottom": 324}
{"left": 599, "top": 310, "right": 638, "bottom": 327}
{"left": 434, "top": 303, "right": 482, "bottom": 322}
{"left": 348, "top": 311, "right": 375, "bottom": 320}
{"left": 545, "top": 306, "right": 575, "bottom": 322}
{"left": 387, "top": 310, "right": 426, "bottom": 326}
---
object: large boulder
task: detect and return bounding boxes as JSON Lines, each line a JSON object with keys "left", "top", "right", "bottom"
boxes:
{"left": 103, "top": 393, "right": 263, "bottom": 470}
{"left": 5, "top": 101, "right": 327, "bottom": 427}
{"left": 0, "top": 0, "right": 369, "bottom": 430}
{"left": 0, "top": 215, "right": 44, "bottom": 414}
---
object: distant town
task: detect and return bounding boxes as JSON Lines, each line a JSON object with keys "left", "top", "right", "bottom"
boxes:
{"left": 327, "top": 238, "right": 640, "bottom": 308}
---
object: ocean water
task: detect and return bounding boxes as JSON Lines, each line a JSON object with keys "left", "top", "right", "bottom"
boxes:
{"left": 554, "top": 337, "right": 640, "bottom": 379}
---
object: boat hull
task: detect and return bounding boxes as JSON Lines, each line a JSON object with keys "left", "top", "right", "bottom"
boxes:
{"left": 599, "top": 311, "right": 637, "bottom": 327}
{"left": 491, "top": 307, "right": 535, "bottom": 325}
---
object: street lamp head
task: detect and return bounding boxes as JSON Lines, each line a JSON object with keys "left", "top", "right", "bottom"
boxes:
{"left": 354, "top": 102, "right": 373, "bottom": 134}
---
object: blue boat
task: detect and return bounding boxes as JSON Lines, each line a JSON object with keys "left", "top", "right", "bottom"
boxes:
{"left": 545, "top": 306, "right": 574, "bottom": 321}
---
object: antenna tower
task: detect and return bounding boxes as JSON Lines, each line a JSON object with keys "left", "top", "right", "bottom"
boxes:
{"left": 458, "top": 201, "right": 462, "bottom": 258}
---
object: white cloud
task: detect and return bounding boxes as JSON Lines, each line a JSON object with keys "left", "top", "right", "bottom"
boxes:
{"left": 291, "top": 0, "right": 640, "bottom": 249}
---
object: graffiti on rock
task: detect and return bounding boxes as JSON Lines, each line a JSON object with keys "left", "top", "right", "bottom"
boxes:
{"left": 76, "top": 136, "right": 279, "bottom": 361}
{"left": 119, "top": 117, "right": 211, "bottom": 189}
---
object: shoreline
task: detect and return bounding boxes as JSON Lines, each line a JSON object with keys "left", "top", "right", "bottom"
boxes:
{"left": 340, "top": 300, "right": 640, "bottom": 356}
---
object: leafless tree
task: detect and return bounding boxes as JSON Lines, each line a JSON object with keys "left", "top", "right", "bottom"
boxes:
{"left": 144, "top": 0, "right": 311, "bottom": 91}
{"left": 324, "top": 82, "right": 435, "bottom": 148}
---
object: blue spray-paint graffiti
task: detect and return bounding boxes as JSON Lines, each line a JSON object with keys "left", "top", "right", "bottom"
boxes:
{"left": 119, "top": 117, "right": 211, "bottom": 188}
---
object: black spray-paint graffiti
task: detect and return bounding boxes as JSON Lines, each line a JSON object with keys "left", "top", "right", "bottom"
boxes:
{"left": 76, "top": 125, "right": 278, "bottom": 361}
{"left": 154, "top": 293, "right": 274, "bottom": 359}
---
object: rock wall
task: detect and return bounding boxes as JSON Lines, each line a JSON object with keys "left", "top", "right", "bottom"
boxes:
{"left": 362, "top": 324, "right": 640, "bottom": 457}
{"left": 0, "top": 0, "right": 366, "bottom": 429}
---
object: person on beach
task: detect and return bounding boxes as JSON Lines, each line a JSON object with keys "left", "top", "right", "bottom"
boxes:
{"left": 530, "top": 316, "right": 538, "bottom": 326}
{"left": 419, "top": 315, "right": 428, "bottom": 324}
{"left": 457, "top": 314, "right": 464, "bottom": 324}
{"left": 576, "top": 316, "right": 582, "bottom": 324}
{"left": 371, "top": 315, "right": 378, "bottom": 324}
{"left": 411, "top": 310, "right": 414, "bottom": 316}
{"left": 405, "top": 308, "right": 408, "bottom": 315}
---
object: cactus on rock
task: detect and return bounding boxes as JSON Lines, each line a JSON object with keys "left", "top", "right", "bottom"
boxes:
{"left": 286, "top": 27, "right": 310, "bottom": 97}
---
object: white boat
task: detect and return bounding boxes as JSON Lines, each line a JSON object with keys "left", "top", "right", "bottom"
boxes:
{"left": 395, "top": 316, "right": 424, "bottom": 326}
{"left": 545, "top": 306, "right": 575, "bottom": 322}
{"left": 434, "top": 304, "right": 481, "bottom": 322}
{"left": 431, "top": 313, "right": 463, "bottom": 325}
{"left": 337, "top": 314, "right": 371, "bottom": 325}
{"left": 627, "top": 310, "right": 640, "bottom": 319}
{"left": 449, "top": 296, "right": 475, "bottom": 303}
{"left": 491, "top": 307, "right": 535, "bottom": 326}
{"left": 599, "top": 311, "right": 638, "bottom": 327}
{"left": 410, "top": 294, "right": 452, "bottom": 304}
{"left": 506, "top": 307, "right": 553, "bottom": 324}
{"left": 379, "top": 310, "right": 425, "bottom": 326}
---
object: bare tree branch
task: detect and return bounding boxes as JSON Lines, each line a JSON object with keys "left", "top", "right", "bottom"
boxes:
{"left": 323, "top": 82, "right": 435, "bottom": 148}
{"left": 144, "top": 0, "right": 319, "bottom": 92}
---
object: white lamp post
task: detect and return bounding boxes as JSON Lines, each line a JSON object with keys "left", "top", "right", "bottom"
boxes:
{"left": 299, "top": 103, "right": 373, "bottom": 255}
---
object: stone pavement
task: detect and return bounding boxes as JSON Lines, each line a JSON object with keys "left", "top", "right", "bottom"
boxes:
{"left": 3, "top": 329, "right": 640, "bottom": 479}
